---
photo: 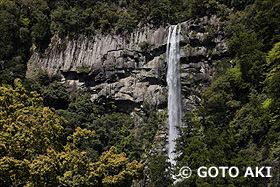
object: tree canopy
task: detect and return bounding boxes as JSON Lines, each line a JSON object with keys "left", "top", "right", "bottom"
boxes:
{"left": 0, "top": 79, "right": 143, "bottom": 186}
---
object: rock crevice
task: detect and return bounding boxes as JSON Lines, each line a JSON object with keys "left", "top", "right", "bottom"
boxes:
{"left": 27, "top": 15, "right": 227, "bottom": 112}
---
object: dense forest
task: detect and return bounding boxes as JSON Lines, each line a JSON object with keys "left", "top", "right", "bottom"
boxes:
{"left": 1, "top": 0, "right": 280, "bottom": 186}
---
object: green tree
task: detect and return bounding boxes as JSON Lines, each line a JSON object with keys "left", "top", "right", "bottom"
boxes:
{"left": 40, "top": 81, "right": 70, "bottom": 110}
{"left": 147, "top": 155, "right": 172, "bottom": 187}
{"left": 0, "top": 79, "right": 143, "bottom": 186}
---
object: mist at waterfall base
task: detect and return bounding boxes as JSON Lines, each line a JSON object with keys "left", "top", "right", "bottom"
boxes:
{"left": 166, "top": 24, "right": 182, "bottom": 168}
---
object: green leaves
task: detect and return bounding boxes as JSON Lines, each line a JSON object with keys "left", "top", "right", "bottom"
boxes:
{"left": 147, "top": 155, "right": 172, "bottom": 187}
{"left": 0, "top": 0, "right": 51, "bottom": 85}
{"left": 0, "top": 80, "right": 143, "bottom": 186}
{"left": 267, "top": 42, "right": 280, "bottom": 65}
{"left": 175, "top": 2, "right": 280, "bottom": 185}
{"left": 41, "top": 81, "right": 70, "bottom": 110}
{"left": 91, "top": 112, "right": 134, "bottom": 156}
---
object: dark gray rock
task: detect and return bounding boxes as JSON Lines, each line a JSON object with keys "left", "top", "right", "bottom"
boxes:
{"left": 27, "top": 15, "right": 227, "bottom": 114}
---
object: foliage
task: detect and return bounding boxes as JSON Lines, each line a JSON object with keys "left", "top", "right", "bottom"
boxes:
{"left": 1, "top": 0, "right": 280, "bottom": 186}
{"left": 0, "top": 79, "right": 143, "bottom": 186}
{"left": 56, "top": 90, "right": 142, "bottom": 161}
{"left": 0, "top": 0, "right": 250, "bottom": 86}
{"left": 56, "top": 91, "right": 102, "bottom": 160}
{"left": 139, "top": 41, "right": 152, "bottom": 51}
{"left": 94, "top": 146, "right": 143, "bottom": 187}
{"left": 267, "top": 42, "right": 280, "bottom": 65}
{"left": 136, "top": 103, "right": 168, "bottom": 160}
{"left": 40, "top": 81, "right": 70, "bottom": 109}
{"left": 0, "top": 0, "right": 51, "bottom": 85}
{"left": 90, "top": 112, "right": 136, "bottom": 159}
{"left": 174, "top": 1, "right": 280, "bottom": 186}
{"left": 147, "top": 155, "right": 172, "bottom": 187}
{"left": 24, "top": 70, "right": 70, "bottom": 110}
{"left": 77, "top": 64, "right": 91, "bottom": 74}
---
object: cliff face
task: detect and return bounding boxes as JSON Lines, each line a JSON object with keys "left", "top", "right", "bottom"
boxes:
{"left": 27, "top": 15, "right": 227, "bottom": 112}
{"left": 180, "top": 15, "right": 227, "bottom": 112}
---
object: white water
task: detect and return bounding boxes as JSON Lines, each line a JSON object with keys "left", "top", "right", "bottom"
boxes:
{"left": 166, "top": 25, "right": 182, "bottom": 166}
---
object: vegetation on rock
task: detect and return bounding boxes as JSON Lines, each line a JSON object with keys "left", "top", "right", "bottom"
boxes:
{"left": 1, "top": 0, "right": 280, "bottom": 186}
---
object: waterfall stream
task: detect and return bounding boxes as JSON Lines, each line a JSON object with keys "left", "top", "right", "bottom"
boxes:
{"left": 166, "top": 25, "right": 182, "bottom": 166}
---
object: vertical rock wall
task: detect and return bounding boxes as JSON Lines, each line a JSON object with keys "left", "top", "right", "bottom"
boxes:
{"left": 28, "top": 26, "right": 168, "bottom": 111}
{"left": 27, "top": 15, "right": 227, "bottom": 113}
{"left": 179, "top": 15, "right": 227, "bottom": 112}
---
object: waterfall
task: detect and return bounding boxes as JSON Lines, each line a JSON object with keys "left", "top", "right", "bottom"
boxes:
{"left": 166, "top": 25, "right": 182, "bottom": 166}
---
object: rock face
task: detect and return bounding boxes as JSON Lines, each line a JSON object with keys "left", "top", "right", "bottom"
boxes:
{"left": 179, "top": 15, "right": 228, "bottom": 112}
{"left": 28, "top": 25, "right": 168, "bottom": 111}
{"left": 27, "top": 15, "right": 227, "bottom": 112}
